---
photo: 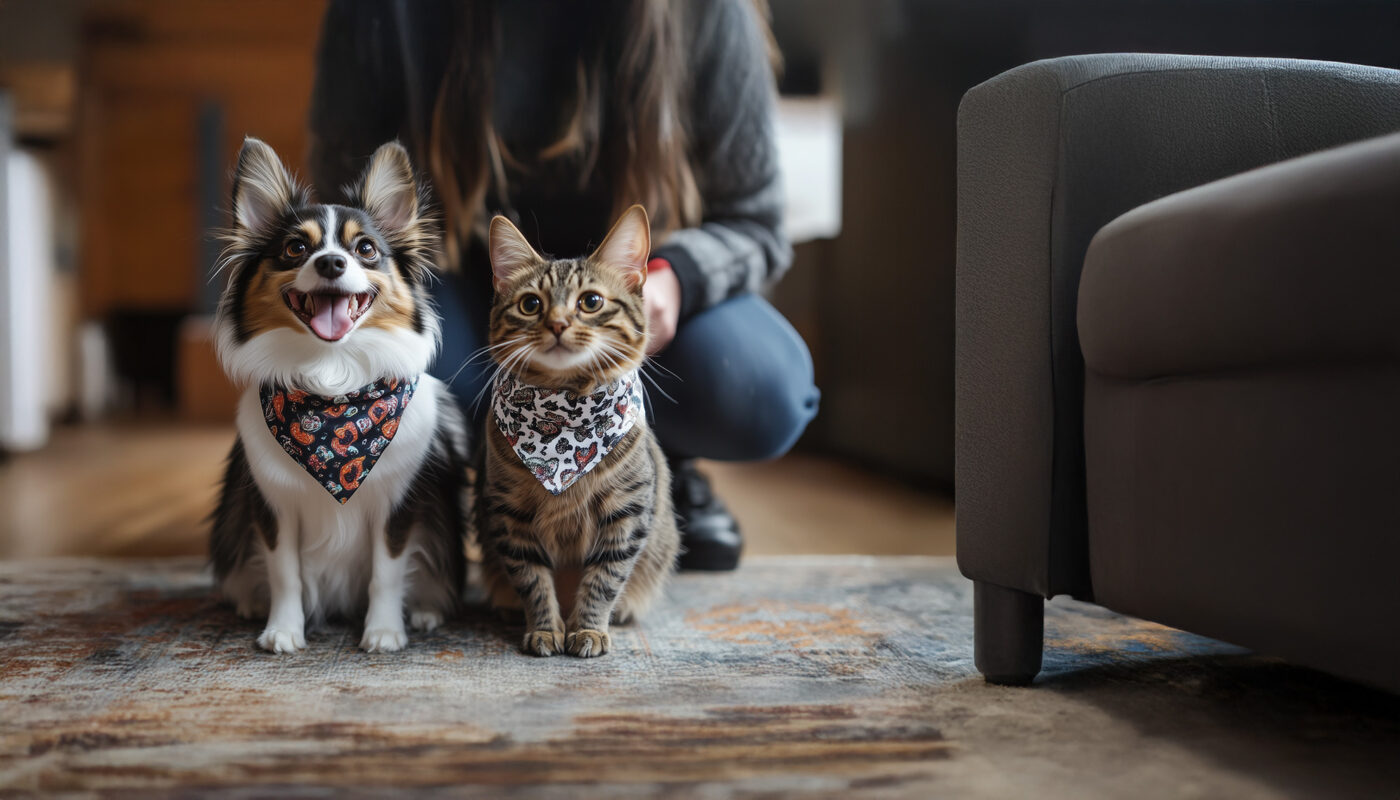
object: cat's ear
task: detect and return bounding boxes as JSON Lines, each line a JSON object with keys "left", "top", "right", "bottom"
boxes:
{"left": 489, "top": 215, "right": 542, "bottom": 287}
{"left": 232, "top": 137, "right": 299, "bottom": 236}
{"left": 358, "top": 141, "right": 420, "bottom": 236}
{"left": 591, "top": 205, "right": 651, "bottom": 290}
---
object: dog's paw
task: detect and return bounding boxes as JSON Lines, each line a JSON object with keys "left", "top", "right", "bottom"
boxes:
{"left": 522, "top": 629, "right": 565, "bottom": 657}
{"left": 257, "top": 625, "right": 305, "bottom": 654}
{"left": 361, "top": 626, "right": 408, "bottom": 653}
{"left": 409, "top": 610, "right": 443, "bottom": 632}
{"left": 565, "top": 629, "right": 611, "bottom": 658}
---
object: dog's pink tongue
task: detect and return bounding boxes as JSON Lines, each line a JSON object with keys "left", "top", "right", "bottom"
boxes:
{"left": 309, "top": 294, "right": 354, "bottom": 341}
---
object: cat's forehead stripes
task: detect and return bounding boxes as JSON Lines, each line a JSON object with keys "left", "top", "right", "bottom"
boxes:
{"left": 549, "top": 260, "right": 587, "bottom": 301}
{"left": 550, "top": 260, "right": 582, "bottom": 284}
{"left": 513, "top": 259, "right": 578, "bottom": 297}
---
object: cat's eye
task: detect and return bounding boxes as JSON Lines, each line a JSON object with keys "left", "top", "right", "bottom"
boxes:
{"left": 518, "top": 294, "right": 543, "bottom": 315}
{"left": 578, "top": 292, "right": 604, "bottom": 313}
{"left": 355, "top": 239, "right": 379, "bottom": 261}
{"left": 283, "top": 240, "right": 307, "bottom": 259}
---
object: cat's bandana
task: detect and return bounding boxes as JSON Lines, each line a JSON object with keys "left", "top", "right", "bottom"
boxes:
{"left": 261, "top": 377, "right": 416, "bottom": 504}
{"left": 492, "top": 369, "right": 644, "bottom": 495}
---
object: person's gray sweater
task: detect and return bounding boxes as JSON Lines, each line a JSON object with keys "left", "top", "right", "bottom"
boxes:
{"left": 308, "top": 0, "right": 791, "bottom": 320}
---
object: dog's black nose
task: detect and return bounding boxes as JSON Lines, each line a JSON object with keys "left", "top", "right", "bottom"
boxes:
{"left": 315, "top": 254, "right": 347, "bottom": 279}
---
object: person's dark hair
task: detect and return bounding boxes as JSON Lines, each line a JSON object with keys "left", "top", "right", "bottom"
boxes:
{"left": 426, "top": 0, "right": 735, "bottom": 267}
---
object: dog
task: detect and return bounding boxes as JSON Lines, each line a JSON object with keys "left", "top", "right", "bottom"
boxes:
{"left": 210, "top": 137, "right": 468, "bottom": 654}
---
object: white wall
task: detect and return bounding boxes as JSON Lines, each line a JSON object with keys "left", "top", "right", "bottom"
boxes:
{"left": 0, "top": 99, "right": 55, "bottom": 451}
{"left": 776, "top": 97, "right": 843, "bottom": 243}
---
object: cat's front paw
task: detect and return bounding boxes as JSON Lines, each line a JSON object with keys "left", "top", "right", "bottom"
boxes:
{"left": 522, "top": 628, "right": 565, "bottom": 657}
{"left": 235, "top": 598, "right": 268, "bottom": 620}
{"left": 361, "top": 626, "right": 408, "bottom": 653}
{"left": 257, "top": 625, "right": 306, "bottom": 654}
{"left": 409, "top": 610, "right": 443, "bottom": 632}
{"left": 565, "top": 629, "right": 611, "bottom": 658}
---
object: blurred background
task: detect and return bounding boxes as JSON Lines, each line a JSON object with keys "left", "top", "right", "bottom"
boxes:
{"left": 1, "top": 0, "right": 1398, "bottom": 559}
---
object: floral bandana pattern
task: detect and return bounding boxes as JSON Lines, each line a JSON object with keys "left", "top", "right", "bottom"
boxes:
{"left": 492, "top": 369, "right": 644, "bottom": 496}
{"left": 260, "top": 377, "right": 417, "bottom": 504}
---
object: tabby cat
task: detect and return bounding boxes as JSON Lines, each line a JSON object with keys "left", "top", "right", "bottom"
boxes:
{"left": 479, "top": 205, "right": 680, "bottom": 658}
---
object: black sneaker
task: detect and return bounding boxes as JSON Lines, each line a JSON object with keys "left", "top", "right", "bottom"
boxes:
{"left": 670, "top": 459, "right": 743, "bottom": 571}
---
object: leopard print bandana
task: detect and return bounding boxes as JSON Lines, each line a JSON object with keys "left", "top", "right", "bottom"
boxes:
{"left": 260, "top": 377, "right": 416, "bottom": 504}
{"left": 492, "top": 369, "right": 644, "bottom": 496}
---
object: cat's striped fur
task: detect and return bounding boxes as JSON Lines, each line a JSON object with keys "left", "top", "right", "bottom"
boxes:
{"left": 479, "top": 206, "right": 679, "bottom": 658}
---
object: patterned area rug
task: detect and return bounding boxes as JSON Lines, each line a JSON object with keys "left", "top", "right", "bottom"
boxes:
{"left": 1, "top": 556, "right": 1398, "bottom": 798}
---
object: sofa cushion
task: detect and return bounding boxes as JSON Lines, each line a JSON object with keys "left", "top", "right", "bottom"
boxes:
{"left": 1079, "top": 131, "right": 1400, "bottom": 380}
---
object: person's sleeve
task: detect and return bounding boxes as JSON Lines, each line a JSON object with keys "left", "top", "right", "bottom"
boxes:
{"left": 307, "top": 0, "right": 408, "bottom": 202}
{"left": 653, "top": 0, "right": 793, "bottom": 320}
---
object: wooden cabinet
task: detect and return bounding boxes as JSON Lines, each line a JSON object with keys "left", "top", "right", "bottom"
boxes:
{"left": 77, "top": 0, "right": 327, "bottom": 319}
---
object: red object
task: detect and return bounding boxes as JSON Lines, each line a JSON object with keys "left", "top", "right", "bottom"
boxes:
{"left": 647, "top": 257, "right": 671, "bottom": 274}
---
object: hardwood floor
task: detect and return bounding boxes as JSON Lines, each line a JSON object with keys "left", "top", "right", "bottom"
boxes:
{"left": 706, "top": 453, "right": 956, "bottom": 556}
{"left": 0, "top": 423, "right": 228, "bottom": 559}
{"left": 0, "top": 423, "right": 955, "bottom": 559}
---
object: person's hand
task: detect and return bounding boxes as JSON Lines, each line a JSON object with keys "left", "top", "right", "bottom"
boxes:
{"left": 642, "top": 260, "right": 681, "bottom": 355}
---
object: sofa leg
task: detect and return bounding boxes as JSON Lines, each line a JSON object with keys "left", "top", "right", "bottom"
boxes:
{"left": 974, "top": 581, "right": 1044, "bottom": 686}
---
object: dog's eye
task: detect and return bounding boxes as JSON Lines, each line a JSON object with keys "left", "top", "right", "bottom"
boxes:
{"left": 355, "top": 239, "right": 378, "bottom": 260}
{"left": 283, "top": 240, "right": 307, "bottom": 259}
{"left": 518, "top": 294, "right": 542, "bottom": 316}
{"left": 578, "top": 292, "right": 604, "bottom": 313}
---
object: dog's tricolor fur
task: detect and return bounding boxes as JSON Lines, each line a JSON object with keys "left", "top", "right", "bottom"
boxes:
{"left": 210, "top": 138, "right": 469, "bottom": 654}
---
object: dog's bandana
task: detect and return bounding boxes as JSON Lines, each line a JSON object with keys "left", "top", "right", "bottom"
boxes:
{"left": 492, "top": 369, "right": 644, "bottom": 495}
{"left": 260, "top": 377, "right": 416, "bottom": 504}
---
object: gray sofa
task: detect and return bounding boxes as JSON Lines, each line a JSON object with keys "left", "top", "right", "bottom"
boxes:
{"left": 956, "top": 53, "right": 1400, "bottom": 691}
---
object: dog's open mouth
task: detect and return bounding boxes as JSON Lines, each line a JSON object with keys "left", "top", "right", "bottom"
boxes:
{"left": 284, "top": 290, "right": 374, "bottom": 342}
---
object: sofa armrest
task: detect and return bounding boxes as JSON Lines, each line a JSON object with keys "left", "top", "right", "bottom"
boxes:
{"left": 1081, "top": 131, "right": 1400, "bottom": 380}
{"left": 956, "top": 54, "right": 1400, "bottom": 599}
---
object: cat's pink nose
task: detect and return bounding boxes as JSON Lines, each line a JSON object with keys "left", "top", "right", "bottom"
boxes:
{"left": 548, "top": 319, "right": 570, "bottom": 336}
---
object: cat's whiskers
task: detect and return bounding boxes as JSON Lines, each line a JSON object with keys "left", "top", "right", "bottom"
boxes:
{"left": 471, "top": 337, "right": 529, "bottom": 363}
{"left": 636, "top": 364, "right": 676, "bottom": 405}
{"left": 595, "top": 350, "right": 621, "bottom": 387}
{"left": 587, "top": 344, "right": 623, "bottom": 385}
{"left": 500, "top": 344, "right": 534, "bottom": 382}
{"left": 617, "top": 330, "right": 682, "bottom": 383}
{"left": 446, "top": 337, "right": 526, "bottom": 388}
{"left": 591, "top": 341, "right": 673, "bottom": 406}
{"left": 470, "top": 342, "right": 535, "bottom": 412}
{"left": 640, "top": 355, "right": 681, "bottom": 381}
{"left": 581, "top": 348, "right": 606, "bottom": 392}
{"left": 468, "top": 366, "right": 501, "bottom": 413}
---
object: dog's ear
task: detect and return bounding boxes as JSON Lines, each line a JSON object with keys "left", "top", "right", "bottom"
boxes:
{"left": 232, "top": 137, "right": 299, "bottom": 236}
{"left": 358, "top": 141, "right": 420, "bottom": 236}
{"left": 488, "top": 215, "right": 542, "bottom": 288}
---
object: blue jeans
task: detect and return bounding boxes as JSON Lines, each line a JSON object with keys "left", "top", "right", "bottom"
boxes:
{"left": 430, "top": 270, "right": 819, "bottom": 461}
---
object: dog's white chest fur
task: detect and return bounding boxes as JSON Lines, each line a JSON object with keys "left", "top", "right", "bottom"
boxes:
{"left": 233, "top": 376, "right": 445, "bottom": 621}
